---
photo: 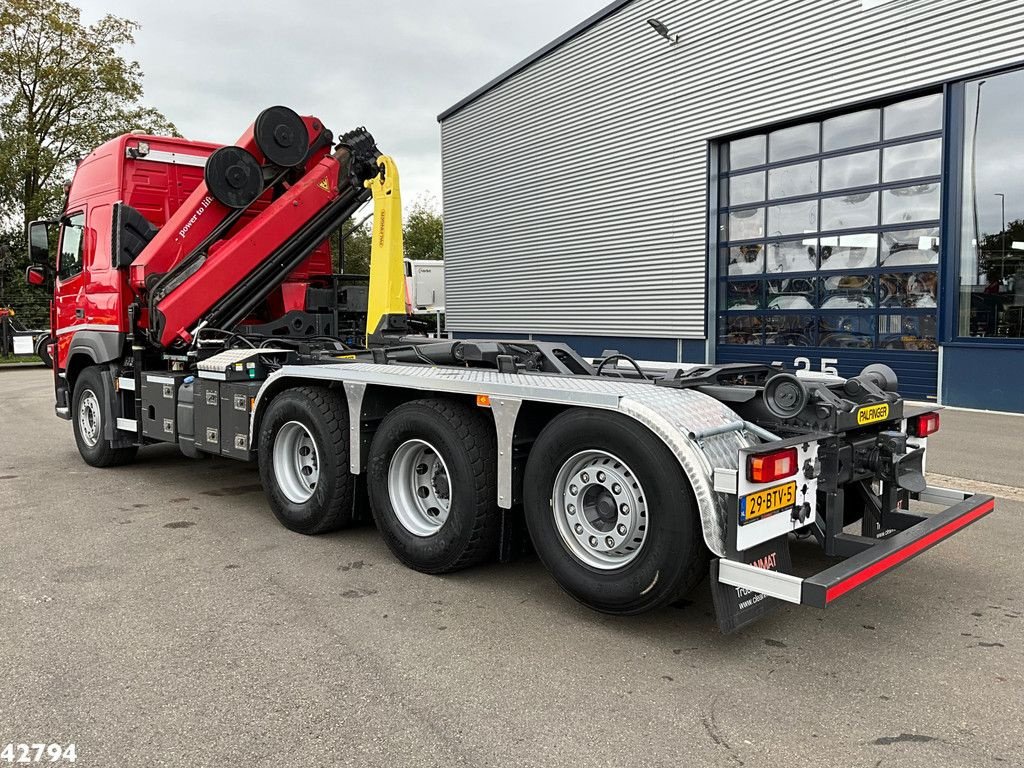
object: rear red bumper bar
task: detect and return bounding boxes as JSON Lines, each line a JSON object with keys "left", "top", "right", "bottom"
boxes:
{"left": 802, "top": 492, "right": 994, "bottom": 607}
{"left": 717, "top": 488, "right": 994, "bottom": 610}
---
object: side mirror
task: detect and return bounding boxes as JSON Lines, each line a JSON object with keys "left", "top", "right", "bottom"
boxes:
{"left": 28, "top": 220, "right": 51, "bottom": 264}
{"left": 25, "top": 265, "right": 47, "bottom": 287}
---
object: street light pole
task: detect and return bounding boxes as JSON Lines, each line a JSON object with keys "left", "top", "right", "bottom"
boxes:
{"left": 995, "top": 192, "right": 1006, "bottom": 282}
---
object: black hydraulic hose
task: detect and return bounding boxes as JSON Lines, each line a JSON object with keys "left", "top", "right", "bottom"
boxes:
{"left": 595, "top": 353, "right": 648, "bottom": 380}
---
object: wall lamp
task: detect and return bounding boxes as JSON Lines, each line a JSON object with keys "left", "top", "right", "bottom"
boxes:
{"left": 646, "top": 18, "right": 679, "bottom": 45}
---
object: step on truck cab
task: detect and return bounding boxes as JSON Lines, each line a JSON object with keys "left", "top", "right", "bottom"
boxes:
{"left": 25, "top": 106, "right": 993, "bottom": 632}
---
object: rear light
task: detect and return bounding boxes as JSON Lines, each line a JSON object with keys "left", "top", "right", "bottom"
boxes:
{"left": 909, "top": 412, "right": 940, "bottom": 438}
{"left": 747, "top": 447, "right": 799, "bottom": 484}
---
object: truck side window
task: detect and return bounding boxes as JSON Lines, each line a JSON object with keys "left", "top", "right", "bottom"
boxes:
{"left": 57, "top": 212, "right": 86, "bottom": 281}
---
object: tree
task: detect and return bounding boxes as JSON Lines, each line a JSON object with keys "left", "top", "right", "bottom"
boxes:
{"left": 337, "top": 195, "right": 443, "bottom": 276}
{"left": 0, "top": 0, "right": 178, "bottom": 230}
{"left": 0, "top": 0, "right": 175, "bottom": 328}
{"left": 337, "top": 217, "right": 373, "bottom": 275}
{"left": 403, "top": 194, "right": 443, "bottom": 262}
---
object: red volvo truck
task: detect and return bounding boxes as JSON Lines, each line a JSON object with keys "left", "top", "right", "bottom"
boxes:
{"left": 24, "top": 106, "right": 993, "bottom": 632}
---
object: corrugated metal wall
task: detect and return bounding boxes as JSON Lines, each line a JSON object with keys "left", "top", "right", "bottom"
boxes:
{"left": 440, "top": 0, "right": 1024, "bottom": 339}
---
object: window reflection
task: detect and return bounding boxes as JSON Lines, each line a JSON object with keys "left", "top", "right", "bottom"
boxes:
{"left": 883, "top": 138, "right": 942, "bottom": 182}
{"left": 819, "top": 314, "right": 874, "bottom": 348}
{"left": 719, "top": 92, "right": 944, "bottom": 351}
{"left": 770, "top": 123, "right": 819, "bottom": 162}
{"left": 768, "top": 200, "right": 818, "bottom": 236}
{"left": 728, "top": 207, "right": 765, "bottom": 240}
{"left": 880, "top": 272, "right": 938, "bottom": 308}
{"left": 882, "top": 184, "right": 940, "bottom": 225}
{"left": 729, "top": 171, "right": 765, "bottom": 206}
{"left": 767, "top": 239, "right": 817, "bottom": 273}
{"left": 880, "top": 228, "right": 939, "bottom": 266}
{"left": 884, "top": 94, "right": 942, "bottom": 140}
{"left": 823, "top": 109, "right": 880, "bottom": 151}
{"left": 879, "top": 313, "right": 937, "bottom": 350}
{"left": 820, "top": 274, "right": 875, "bottom": 309}
{"left": 767, "top": 277, "right": 816, "bottom": 310}
{"left": 768, "top": 161, "right": 818, "bottom": 200}
{"left": 725, "top": 281, "right": 763, "bottom": 310}
{"left": 764, "top": 314, "right": 816, "bottom": 346}
{"left": 821, "top": 192, "right": 878, "bottom": 231}
{"left": 822, "top": 150, "right": 878, "bottom": 192}
{"left": 819, "top": 233, "right": 877, "bottom": 270}
{"left": 720, "top": 315, "right": 762, "bottom": 345}
{"left": 724, "top": 244, "right": 764, "bottom": 275}
{"left": 958, "top": 68, "right": 1024, "bottom": 339}
{"left": 730, "top": 135, "right": 766, "bottom": 170}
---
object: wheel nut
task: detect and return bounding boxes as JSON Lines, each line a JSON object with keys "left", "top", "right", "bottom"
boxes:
{"left": 581, "top": 472, "right": 590, "bottom": 483}
{"left": 567, "top": 504, "right": 576, "bottom": 515}
{"left": 596, "top": 471, "right": 606, "bottom": 483}
{"left": 605, "top": 536, "right": 615, "bottom": 548}
{"left": 575, "top": 524, "right": 584, "bottom": 535}
{"left": 569, "top": 484, "right": 578, "bottom": 495}
{"left": 617, "top": 524, "right": 627, "bottom": 535}
{"left": 589, "top": 536, "right": 598, "bottom": 547}
{"left": 620, "top": 504, "right": 630, "bottom": 514}
{"left": 612, "top": 483, "right": 622, "bottom": 494}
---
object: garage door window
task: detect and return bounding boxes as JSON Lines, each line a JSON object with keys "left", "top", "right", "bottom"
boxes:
{"left": 717, "top": 93, "right": 942, "bottom": 350}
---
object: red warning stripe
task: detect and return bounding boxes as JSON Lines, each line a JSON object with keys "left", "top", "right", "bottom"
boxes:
{"left": 825, "top": 498, "right": 995, "bottom": 604}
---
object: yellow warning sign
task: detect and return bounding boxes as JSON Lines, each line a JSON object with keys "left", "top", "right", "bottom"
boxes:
{"left": 318, "top": 177, "right": 330, "bottom": 192}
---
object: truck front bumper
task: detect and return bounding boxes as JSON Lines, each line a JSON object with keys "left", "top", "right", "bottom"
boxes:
{"left": 716, "top": 486, "right": 994, "bottom": 610}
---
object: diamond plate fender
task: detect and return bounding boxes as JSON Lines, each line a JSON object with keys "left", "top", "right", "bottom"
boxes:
{"left": 618, "top": 389, "right": 754, "bottom": 557}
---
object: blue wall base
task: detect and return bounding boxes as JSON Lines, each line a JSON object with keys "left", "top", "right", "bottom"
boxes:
{"left": 941, "top": 345, "right": 1024, "bottom": 413}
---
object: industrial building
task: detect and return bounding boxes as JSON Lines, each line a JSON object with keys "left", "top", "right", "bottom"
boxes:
{"left": 438, "top": 0, "right": 1024, "bottom": 412}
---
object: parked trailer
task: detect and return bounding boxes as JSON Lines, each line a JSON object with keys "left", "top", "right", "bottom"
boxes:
{"left": 24, "top": 106, "right": 992, "bottom": 632}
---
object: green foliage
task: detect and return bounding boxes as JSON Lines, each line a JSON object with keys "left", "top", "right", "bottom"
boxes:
{"left": 0, "top": 0, "right": 175, "bottom": 326}
{"left": 338, "top": 195, "right": 443, "bottom": 276}
{"left": 339, "top": 217, "right": 373, "bottom": 275}
{"left": 0, "top": 0, "right": 178, "bottom": 229}
{"left": 403, "top": 194, "right": 443, "bottom": 262}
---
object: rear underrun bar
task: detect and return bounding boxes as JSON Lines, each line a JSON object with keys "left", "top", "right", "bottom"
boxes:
{"left": 717, "top": 489, "right": 995, "bottom": 608}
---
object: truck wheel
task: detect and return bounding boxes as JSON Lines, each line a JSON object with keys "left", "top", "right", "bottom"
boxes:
{"left": 35, "top": 337, "right": 52, "bottom": 368}
{"left": 523, "top": 409, "right": 708, "bottom": 615}
{"left": 72, "top": 366, "right": 137, "bottom": 468}
{"left": 258, "top": 386, "right": 355, "bottom": 535}
{"left": 367, "top": 398, "right": 500, "bottom": 573}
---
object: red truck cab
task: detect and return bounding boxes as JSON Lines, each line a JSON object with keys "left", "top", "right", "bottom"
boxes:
{"left": 28, "top": 124, "right": 339, "bottom": 418}
{"left": 51, "top": 134, "right": 217, "bottom": 372}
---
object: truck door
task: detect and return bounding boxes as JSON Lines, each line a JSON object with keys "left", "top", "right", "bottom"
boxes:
{"left": 53, "top": 211, "right": 86, "bottom": 368}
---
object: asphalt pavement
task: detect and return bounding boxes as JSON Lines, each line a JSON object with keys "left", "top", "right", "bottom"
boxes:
{"left": 1, "top": 366, "right": 1021, "bottom": 767}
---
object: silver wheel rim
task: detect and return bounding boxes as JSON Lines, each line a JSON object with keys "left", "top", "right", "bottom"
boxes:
{"left": 388, "top": 439, "right": 452, "bottom": 537}
{"left": 273, "top": 421, "right": 320, "bottom": 504}
{"left": 79, "top": 389, "right": 101, "bottom": 448}
{"left": 552, "top": 450, "right": 648, "bottom": 570}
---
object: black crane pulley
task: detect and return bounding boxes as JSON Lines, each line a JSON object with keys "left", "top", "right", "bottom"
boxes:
{"left": 204, "top": 146, "right": 264, "bottom": 209}
{"left": 254, "top": 105, "right": 308, "bottom": 168}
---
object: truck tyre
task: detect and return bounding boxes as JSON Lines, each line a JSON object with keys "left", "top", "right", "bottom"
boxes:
{"left": 35, "top": 336, "right": 52, "bottom": 368}
{"left": 258, "top": 386, "right": 355, "bottom": 535}
{"left": 72, "top": 366, "right": 137, "bottom": 468}
{"left": 523, "top": 409, "right": 708, "bottom": 615}
{"left": 367, "top": 398, "right": 500, "bottom": 573}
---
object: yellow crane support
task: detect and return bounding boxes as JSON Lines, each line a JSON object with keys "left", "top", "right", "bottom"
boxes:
{"left": 363, "top": 155, "right": 409, "bottom": 346}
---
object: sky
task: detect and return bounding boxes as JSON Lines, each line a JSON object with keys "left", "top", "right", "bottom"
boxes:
{"left": 73, "top": 0, "right": 609, "bottom": 213}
